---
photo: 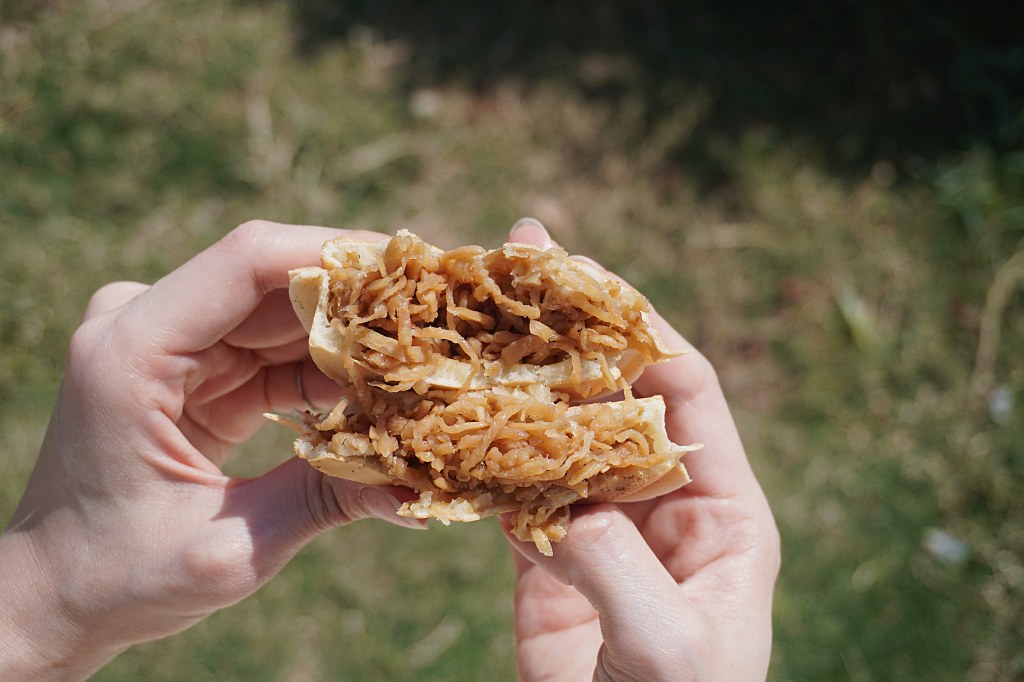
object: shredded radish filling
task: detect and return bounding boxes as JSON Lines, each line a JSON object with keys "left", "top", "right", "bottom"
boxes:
{"left": 324, "top": 232, "right": 662, "bottom": 397}
{"left": 301, "top": 386, "right": 662, "bottom": 553}
{"left": 294, "top": 232, "right": 685, "bottom": 555}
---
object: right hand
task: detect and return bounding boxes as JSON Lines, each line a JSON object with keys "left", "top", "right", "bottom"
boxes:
{"left": 504, "top": 221, "right": 780, "bottom": 681}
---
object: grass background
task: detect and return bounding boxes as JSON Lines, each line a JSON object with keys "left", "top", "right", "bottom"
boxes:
{"left": 2, "top": 1, "right": 1023, "bottom": 679}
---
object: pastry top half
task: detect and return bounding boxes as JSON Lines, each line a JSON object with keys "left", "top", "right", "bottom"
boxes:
{"left": 289, "top": 230, "right": 680, "bottom": 402}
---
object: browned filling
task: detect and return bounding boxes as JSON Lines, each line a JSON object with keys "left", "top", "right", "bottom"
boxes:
{"left": 303, "top": 386, "right": 660, "bottom": 554}
{"left": 324, "top": 232, "right": 661, "bottom": 396}
{"left": 299, "top": 232, "right": 677, "bottom": 555}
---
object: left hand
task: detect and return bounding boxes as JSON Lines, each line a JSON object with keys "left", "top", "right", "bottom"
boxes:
{"left": 0, "top": 221, "right": 424, "bottom": 681}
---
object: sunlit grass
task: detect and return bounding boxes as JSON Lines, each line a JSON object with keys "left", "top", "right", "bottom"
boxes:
{"left": 1, "top": 1, "right": 1022, "bottom": 680}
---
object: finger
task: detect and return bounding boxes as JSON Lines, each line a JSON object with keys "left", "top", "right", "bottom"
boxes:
{"left": 251, "top": 337, "right": 318, "bottom": 366}
{"left": 551, "top": 236, "right": 760, "bottom": 501}
{"left": 225, "top": 458, "right": 427, "bottom": 577}
{"left": 136, "top": 221, "right": 386, "bottom": 355}
{"left": 630, "top": 307, "right": 704, "bottom": 402}
{"left": 181, "top": 338, "right": 329, "bottom": 410}
{"left": 507, "top": 217, "right": 556, "bottom": 248}
{"left": 506, "top": 218, "right": 614, "bottom": 291}
{"left": 227, "top": 357, "right": 344, "bottom": 413}
{"left": 222, "top": 288, "right": 307, "bottom": 350}
{"left": 504, "top": 220, "right": 750, "bottom": 499}
{"left": 245, "top": 359, "right": 344, "bottom": 414}
{"left": 506, "top": 505, "right": 676, "bottom": 591}
{"left": 503, "top": 518, "right": 602, "bottom": 640}
{"left": 507, "top": 504, "right": 713, "bottom": 680}
{"left": 82, "top": 281, "right": 151, "bottom": 321}
{"left": 632, "top": 308, "right": 763, "bottom": 500}
{"left": 181, "top": 358, "right": 345, "bottom": 464}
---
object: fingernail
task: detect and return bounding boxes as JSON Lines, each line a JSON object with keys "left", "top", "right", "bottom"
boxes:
{"left": 360, "top": 487, "right": 429, "bottom": 530}
{"left": 508, "top": 217, "right": 553, "bottom": 247}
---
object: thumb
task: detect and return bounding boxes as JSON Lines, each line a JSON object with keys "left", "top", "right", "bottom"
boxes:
{"left": 507, "top": 217, "right": 557, "bottom": 248}
{"left": 506, "top": 504, "right": 714, "bottom": 681}
{"left": 229, "top": 457, "right": 426, "bottom": 574}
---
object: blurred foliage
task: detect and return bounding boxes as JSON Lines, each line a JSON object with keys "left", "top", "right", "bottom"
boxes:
{"left": 271, "top": 0, "right": 1024, "bottom": 172}
{"left": 1, "top": 1, "right": 1022, "bottom": 680}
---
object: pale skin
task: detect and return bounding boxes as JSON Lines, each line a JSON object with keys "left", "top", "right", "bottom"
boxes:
{"left": 505, "top": 221, "right": 780, "bottom": 681}
{"left": 0, "top": 220, "right": 779, "bottom": 681}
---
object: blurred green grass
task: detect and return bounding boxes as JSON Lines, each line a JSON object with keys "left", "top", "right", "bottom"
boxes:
{"left": 2, "top": 1, "right": 1023, "bottom": 680}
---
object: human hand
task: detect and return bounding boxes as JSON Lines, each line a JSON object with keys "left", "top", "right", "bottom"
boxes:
{"left": 504, "top": 221, "right": 780, "bottom": 681}
{"left": 0, "top": 222, "right": 425, "bottom": 681}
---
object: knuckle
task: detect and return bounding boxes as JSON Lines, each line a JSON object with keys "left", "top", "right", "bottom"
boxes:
{"left": 219, "top": 220, "right": 279, "bottom": 294}
{"left": 742, "top": 496, "right": 783, "bottom": 582}
{"left": 66, "top": 313, "right": 143, "bottom": 395}
{"left": 599, "top": 636, "right": 707, "bottom": 682}
{"left": 568, "top": 505, "right": 620, "bottom": 548}
{"left": 306, "top": 475, "right": 358, "bottom": 533}
{"left": 83, "top": 281, "right": 139, "bottom": 319}
{"left": 217, "top": 220, "right": 275, "bottom": 264}
{"left": 665, "top": 349, "right": 723, "bottom": 411}
{"left": 66, "top": 318, "right": 116, "bottom": 386}
{"left": 67, "top": 317, "right": 104, "bottom": 361}
{"left": 688, "top": 350, "right": 722, "bottom": 396}
{"left": 181, "top": 534, "right": 258, "bottom": 605}
{"left": 229, "top": 219, "right": 274, "bottom": 246}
